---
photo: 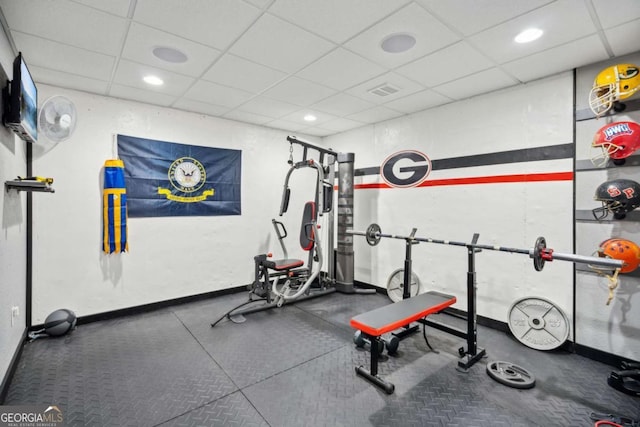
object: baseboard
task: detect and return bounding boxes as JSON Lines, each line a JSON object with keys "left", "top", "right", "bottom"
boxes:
{"left": 0, "top": 327, "right": 28, "bottom": 405}
{"left": 574, "top": 343, "right": 639, "bottom": 368}
{"left": 28, "top": 280, "right": 378, "bottom": 331}
{"left": 29, "top": 285, "right": 248, "bottom": 331}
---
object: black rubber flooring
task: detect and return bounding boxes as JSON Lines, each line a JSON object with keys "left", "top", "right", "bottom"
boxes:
{"left": 4, "top": 291, "right": 639, "bottom": 426}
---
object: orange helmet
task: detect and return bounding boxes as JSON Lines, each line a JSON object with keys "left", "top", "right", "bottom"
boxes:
{"left": 596, "top": 238, "right": 640, "bottom": 273}
{"left": 589, "top": 64, "right": 640, "bottom": 117}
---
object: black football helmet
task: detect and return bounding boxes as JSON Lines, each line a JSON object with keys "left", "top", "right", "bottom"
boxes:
{"left": 593, "top": 179, "right": 640, "bottom": 220}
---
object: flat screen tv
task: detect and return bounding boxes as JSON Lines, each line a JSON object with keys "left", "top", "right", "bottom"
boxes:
{"left": 3, "top": 52, "right": 37, "bottom": 144}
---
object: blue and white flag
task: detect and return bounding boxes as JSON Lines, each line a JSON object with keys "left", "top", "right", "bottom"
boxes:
{"left": 117, "top": 134, "right": 241, "bottom": 217}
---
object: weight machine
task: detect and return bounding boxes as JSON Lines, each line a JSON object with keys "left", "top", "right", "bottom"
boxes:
{"left": 212, "top": 136, "right": 370, "bottom": 326}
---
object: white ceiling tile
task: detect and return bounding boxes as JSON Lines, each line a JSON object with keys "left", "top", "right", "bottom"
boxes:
{"left": 12, "top": 32, "right": 115, "bottom": 81}
{"left": 113, "top": 59, "right": 196, "bottom": 95}
{"left": 347, "top": 106, "right": 404, "bottom": 124}
{"left": 591, "top": 0, "right": 640, "bottom": 29}
{"left": 264, "top": 118, "right": 308, "bottom": 132}
{"left": 183, "top": 80, "right": 255, "bottom": 108}
{"left": 109, "top": 83, "right": 177, "bottom": 106}
{"left": 383, "top": 89, "right": 452, "bottom": 113}
{"left": 416, "top": 0, "right": 554, "bottom": 36}
{"left": 319, "top": 118, "right": 366, "bottom": 133}
{"left": 29, "top": 65, "right": 109, "bottom": 95}
{"left": 267, "top": 0, "right": 410, "bottom": 43}
{"left": 396, "top": 42, "right": 495, "bottom": 87}
{"left": 202, "top": 54, "right": 286, "bottom": 93}
{"left": 121, "top": 23, "right": 221, "bottom": 77}
{"left": 172, "top": 99, "right": 231, "bottom": 117}
{"left": 280, "top": 109, "right": 338, "bottom": 126}
{"left": 223, "top": 110, "right": 272, "bottom": 125}
{"left": 433, "top": 68, "right": 518, "bottom": 100}
{"left": 345, "top": 72, "right": 426, "bottom": 104}
{"left": 297, "top": 48, "right": 387, "bottom": 91}
{"left": 243, "top": 0, "right": 272, "bottom": 10}
{"left": 502, "top": 35, "right": 609, "bottom": 82}
{"left": 344, "top": 3, "right": 460, "bottom": 69}
{"left": 605, "top": 19, "right": 640, "bottom": 57}
{"left": 262, "top": 77, "right": 336, "bottom": 106}
{"left": 297, "top": 126, "right": 334, "bottom": 137}
{"left": 229, "top": 14, "right": 336, "bottom": 73}
{"left": 71, "top": 0, "right": 132, "bottom": 17}
{"left": 0, "top": 0, "right": 128, "bottom": 55}
{"left": 311, "top": 93, "right": 375, "bottom": 117}
{"left": 235, "top": 96, "right": 300, "bottom": 118}
{"left": 469, "top": 1, "right": 597, "bottom": 64}
{"left": 133, "top": 0, "right": 261, "bottom": 50}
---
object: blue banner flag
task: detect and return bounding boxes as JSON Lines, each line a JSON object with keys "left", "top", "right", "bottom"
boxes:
{"left": 117, "top": 134, "right": 241, "bottom": 217}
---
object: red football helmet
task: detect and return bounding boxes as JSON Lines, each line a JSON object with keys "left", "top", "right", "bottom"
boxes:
{"left": 595, "top": 238, "right": 640, "bottom": 273}
{"left": 591, "top": 121, "right": 640, "bottom": 167}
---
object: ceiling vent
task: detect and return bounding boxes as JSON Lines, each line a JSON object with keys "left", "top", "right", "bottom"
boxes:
{"left": 368, "top": 83, "right": 400, "bottom": 97}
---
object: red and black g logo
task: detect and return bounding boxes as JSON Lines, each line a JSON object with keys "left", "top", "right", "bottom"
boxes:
{"left": 380, "top": 150, "right": 432, "bottom": 188}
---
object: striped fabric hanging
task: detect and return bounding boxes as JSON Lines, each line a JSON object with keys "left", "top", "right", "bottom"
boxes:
{"left": 103, "top": 159, "right": 128, "bottom": 253}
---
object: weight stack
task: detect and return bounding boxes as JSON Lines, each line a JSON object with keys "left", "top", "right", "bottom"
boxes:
{"left": 336, "top": 152, "right": 355, "bottom": 293}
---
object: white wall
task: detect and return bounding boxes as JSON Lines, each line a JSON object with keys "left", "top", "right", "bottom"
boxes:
{"left": 0, "top": 28, "right": 27, "bottom": 388}
{"left": 30, "top": 84, "right": 322, "bottom": 323}
{"left": 326, "top": 72, "right": 575, "bottom": 328}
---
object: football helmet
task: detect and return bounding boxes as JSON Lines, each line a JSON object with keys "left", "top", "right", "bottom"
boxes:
{"left": 589, "top": 64, "right": 640, "bottom": 117}
{"left": 592, "top": 178, "right": 640, "bottom": 220}
{"left": 591, "top": 121, "right": 640, "bottom": 167}
{"left": 595, "top": 238, "right": 640, "bottom": 274}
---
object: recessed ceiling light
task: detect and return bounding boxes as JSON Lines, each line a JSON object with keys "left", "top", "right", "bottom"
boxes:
{"left": 152, "top": 46, "right": 188, "bottom": 63}
{"left": 143, "top": 75, "right": 164, "bottom": 86}
{"left": 381, "top": 33, "right": 416, "bottom": 53}
{"left": 515, "top": 28, "right": 543, "bottom": 43}
{"left": 304, "top": 114, "right": 317, "bottom": 122}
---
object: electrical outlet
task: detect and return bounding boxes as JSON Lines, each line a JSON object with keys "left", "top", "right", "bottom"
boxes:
{"left": 11, "top": 306, "right": 19, "bottom": 326}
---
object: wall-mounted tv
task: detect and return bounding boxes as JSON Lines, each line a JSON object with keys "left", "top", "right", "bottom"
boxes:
{"left": 3, "top": 52, "right": 37, "bottom": 144}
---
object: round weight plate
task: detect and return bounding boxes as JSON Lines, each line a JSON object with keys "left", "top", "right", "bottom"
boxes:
{"left": 386, "top": 268, "right": 421, "bottom": 303}
{"left": 486, "top": 360, "right": 535, "bottom": 389}
{"left": 507, "top": 296, "right": 569, "bottom": 351}
{"left": 533, "top": 236, "right": 546, "bottom": 271}
{"left": 366, "top": 223, "right": 381, "bottom": 246}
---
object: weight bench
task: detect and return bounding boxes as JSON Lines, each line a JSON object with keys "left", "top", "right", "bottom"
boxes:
{"left": 350, "top": 290, "right": 457, "bottom": 394}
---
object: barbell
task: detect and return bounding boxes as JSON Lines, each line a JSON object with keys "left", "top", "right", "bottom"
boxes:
{"left": 347, "top": 223, "right": 624, "bottom": 272}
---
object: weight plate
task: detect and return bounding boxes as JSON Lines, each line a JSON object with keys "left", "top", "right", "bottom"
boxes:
{"left": 533, "top": 236, "right": 546, "bottom": 271}
{"left": 507, "top": 296, "right": 569, "bottom": 351}
{"left": 386, "top": 268, "right": 421, "bottom": 303}
{"left": 486, "top": 360, "right": 536, "bottom": 389}
{"left": 366, "top": 223, "right": 381, "bottom": 246}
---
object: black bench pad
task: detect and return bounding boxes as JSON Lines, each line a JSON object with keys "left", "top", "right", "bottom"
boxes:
{"left": 350, "top": 291, "right": 456, "bottom": 337}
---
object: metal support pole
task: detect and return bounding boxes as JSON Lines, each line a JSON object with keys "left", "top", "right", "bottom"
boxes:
{"left": 336, "top": 152, "right": 355, "bottom": 293}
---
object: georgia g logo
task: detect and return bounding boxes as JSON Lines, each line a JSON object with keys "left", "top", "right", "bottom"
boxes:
{"left": 380, "top": 150, "right": 432, "bottom": 188}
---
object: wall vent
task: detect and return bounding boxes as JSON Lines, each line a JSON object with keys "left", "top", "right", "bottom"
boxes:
{"left": 367, "top": 83, "right": 400, "bottom": 97}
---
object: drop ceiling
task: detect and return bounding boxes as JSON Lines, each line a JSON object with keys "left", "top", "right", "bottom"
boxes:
{"left": 1, "top": 0, "right": 639, "bottom": 137}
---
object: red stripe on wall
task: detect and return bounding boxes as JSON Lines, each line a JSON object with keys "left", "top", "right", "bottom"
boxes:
{"left": 355, "top": 171, "right": 574, "bottom": 190}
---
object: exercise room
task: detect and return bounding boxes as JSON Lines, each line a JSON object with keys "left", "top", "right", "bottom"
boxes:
{"left": 1, "top": 1, "right": 639, "bottom": 426}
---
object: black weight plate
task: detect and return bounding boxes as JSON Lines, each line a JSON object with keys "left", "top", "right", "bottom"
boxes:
{"left": 533, "top": 236, "right": 546, "bottom": 271}
{"left": 486, "top": 360, "right": 535, "bottom": 389}
{"left": 366, "top": 223, "right": 381, "bottom": 246}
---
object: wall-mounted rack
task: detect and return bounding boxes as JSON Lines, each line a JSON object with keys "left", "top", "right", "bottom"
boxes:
{"left": 5, "top": 178, "right": 55, "bottom": 193}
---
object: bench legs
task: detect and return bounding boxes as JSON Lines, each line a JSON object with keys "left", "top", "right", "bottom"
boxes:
{"left": 355, "top": 334, "right": 395, "bottom": 394}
